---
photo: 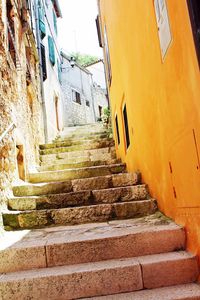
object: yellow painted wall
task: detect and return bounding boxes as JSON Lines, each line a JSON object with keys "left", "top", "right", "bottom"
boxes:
{"left": 98, "top": 0, "right": 200, "bottom": 260}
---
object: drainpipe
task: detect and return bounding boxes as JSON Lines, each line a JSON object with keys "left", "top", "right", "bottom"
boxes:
{"left": 34, "top": 0, "right": 48, "bottom": 143}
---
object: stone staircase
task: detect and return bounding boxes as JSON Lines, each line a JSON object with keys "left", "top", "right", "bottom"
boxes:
{"left": 0, "top": 123, "right": 199, "bottom": 299}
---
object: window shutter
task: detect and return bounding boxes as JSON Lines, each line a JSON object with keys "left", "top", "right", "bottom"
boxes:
{"left": 187, "top": 0, "right": 200, "bottom": 66}
{"left": 40, "top": 44, "right": 47, "bottom": 81}
{"left": 154, "top": 0, "right": 172, "bottom": 59}
{"left": 48, "top": 35, "right": 55, "bottom": 65}
{"left": 53, "top": 10, "right": 57, "bottom": 34}
{"left": 38, "top": 5, "right": 46, "bottom": 39}
{"left": 96, "top": 15, "right": 103, "bottom": 48}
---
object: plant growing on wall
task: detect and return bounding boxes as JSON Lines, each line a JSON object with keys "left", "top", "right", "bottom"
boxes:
{"left": 69, "top": 52, "right": 100, "bottom": 66}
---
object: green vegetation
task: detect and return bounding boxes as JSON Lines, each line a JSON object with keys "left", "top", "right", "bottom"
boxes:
{"left": 70, "top": 52, "right": 100, "bottom": 66}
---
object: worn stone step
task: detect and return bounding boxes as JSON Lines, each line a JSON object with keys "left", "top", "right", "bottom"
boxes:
{"left": 28, "top": 163, "right": 126, "bottom": 183}
{"left": 57, "top": 132, "right": 108, "bottom": 143}
{"left": 40, "top": 140, "right": 115, "bottom": 155}
{"left": 13, "top": 173, "right": 140, "bottom": 197}
{"left": 9, "top": 185, "right": 149, "bottom": 211}
{"left": 0, "top": 219, "right": 185, "bottom": 273}
{"left": 0, "top": 252, "right": 198, "bottom": 299}
{"left": 40, "top": 146, "right": 116, "bottom": 163}
{"left": 39, "top": 137, "right": 114, "bottom": 151}
{"left": 0, "top": 258, "right": 143, "bottom": 299}
{"left": 3, "top": 199, "right": 157, "bottom": 230}
{"left": 83, "top": 284, "right": 200, "bottom": 300}
{"left": 39, "top": 158, "right": 121, "bottom": 172}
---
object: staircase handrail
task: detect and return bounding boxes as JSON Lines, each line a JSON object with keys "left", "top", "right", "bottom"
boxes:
{"left": 0, "top": 122, "right": 16, "bottom": 143}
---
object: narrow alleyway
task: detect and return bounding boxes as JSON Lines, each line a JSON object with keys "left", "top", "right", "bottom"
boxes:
{"left": 0, "top": 123, "right": 199, "bottom": 299}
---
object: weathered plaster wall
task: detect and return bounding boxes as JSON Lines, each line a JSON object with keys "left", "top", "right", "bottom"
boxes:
{"left": 0, "top": 0, "right": 44, "bottom": 231}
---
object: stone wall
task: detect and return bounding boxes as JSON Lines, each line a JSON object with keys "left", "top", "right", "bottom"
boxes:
{"left": 92, "top": 84, "right": 108, "bottom": 120}
{"left": 0, "top": 0, "right": 44, "bottom": 231}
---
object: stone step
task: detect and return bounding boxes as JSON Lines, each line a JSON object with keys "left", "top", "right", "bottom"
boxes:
{"left": 3, "top": 199, "right": 157, "bottom": 230}
{"left": 83, "top": 284, "right": 200, "bottom": 300}
{"left": 39, "top": 139, "right": 115, "bottom": 156}
{"left": 39, "top": 137, "right": 113, "bottom": 151}
{"left": 57, "top": 131, "right": 108, "bottom": 143}
{"left": 13, "top": 173, "right": 140, "bottom": 197}
{"left": 28, "top": 163, "right": 126, "bottom": 183}
{"left": 40, "top": 146, "right": 116, "bottom": 163}
{"left": 9, "top": 185, "right": 149, "bottom": 211}
{"left": 0, "top": 252, "right": 198, "bottom": 299}
{"left": 39, "top": 158, "right": 121, "bottom": 172}
{"left": 0, "top": 219, "right": 185, "bottom": 273}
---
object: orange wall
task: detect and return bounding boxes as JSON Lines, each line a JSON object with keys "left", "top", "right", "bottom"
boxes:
{"left": 98, "top": 0, "right": 200, "bottom": 260}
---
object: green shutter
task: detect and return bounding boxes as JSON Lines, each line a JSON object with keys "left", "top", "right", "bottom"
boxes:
{"left": 48, "top": 36, "right": 55, "bottom": 65}
{"left": 53, "top": 10, "right": 57, "bottom": 35}
{"left": 38, "top": 5, "right": 46, "bottom": 39}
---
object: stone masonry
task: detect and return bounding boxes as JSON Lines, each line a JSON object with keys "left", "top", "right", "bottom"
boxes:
{"left": 0, "top": 1, "right": 44, "bottom": 231}
{"left": 0, "top": 123, "right": 199, "bottom": 299}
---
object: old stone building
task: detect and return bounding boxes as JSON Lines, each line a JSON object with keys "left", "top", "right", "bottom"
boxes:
{"left": 0, "top": 0, "right": 44, "bottom": 229}
{"left": 60, "top": 52, "right": 108, "bottom": 126}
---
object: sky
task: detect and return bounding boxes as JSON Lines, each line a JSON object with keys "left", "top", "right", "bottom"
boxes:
{"left": 57, "top": 0, "right": 103, "bottom": 58}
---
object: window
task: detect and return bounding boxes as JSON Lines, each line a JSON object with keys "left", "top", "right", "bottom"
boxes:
{"left": 72, "top": 90, "right": 81, "bottom": 104}
{"left": 96, "top": 15, "right": 103, "bottom": 48}
{"left": 38, "top": 2, "right": 46, "bottom": 39}
{"left": 53, "top": 10, "right": 57, "bottom": 35}
{"left": 48, "top": 35, "right": 55, "bottom": 65}
{"left": 86, "top": 100, "right": 90, "bottom": 107}
{"left": 7, "top": 1, "right": 16, "bottom": 66}
{"left": 123, "top": 104, "right": 130, "bottom": 149}
{"left": 104, "top": 26, "right": 112, "bottom": 85}
{"left": 115, "top": 114, "right": 120, "bottom": 145}
{"left": 40, "top": 44, "right": 47, "bottom": 81}
{"left": 154, "top": 0, "right": 172, "bottom": 60}
{"left": 187, "top": 0, "right": 200, "bottom": 66}
{"left": 98, "top": 105, "right": 102, "bottom": 117}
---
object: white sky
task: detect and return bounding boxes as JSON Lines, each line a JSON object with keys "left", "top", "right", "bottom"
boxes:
{"left": 58, "top": 0, "right": 103, "bottom": 58}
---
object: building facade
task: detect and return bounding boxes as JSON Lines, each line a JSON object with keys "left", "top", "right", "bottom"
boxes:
{"left": 98, "top": 0, "right": 200, "bottom": 260}
{"left": 86, "top": 60, "right": 108, "bottom": 120}
{"left": 86, "top": 59, "right": 107, "bottom": 90}
{"left": 37, "top": 0, "right": 63, "bottom": 142}
{"left": 61, "top": 52, "right": 108, "bottom": 126}
{"left": 0, "top": 0, "right": 44, "bottom": 228}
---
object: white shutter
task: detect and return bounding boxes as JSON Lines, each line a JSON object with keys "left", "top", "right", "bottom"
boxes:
{"left": 154, "top": 0, "right": 172, "bottom": 60}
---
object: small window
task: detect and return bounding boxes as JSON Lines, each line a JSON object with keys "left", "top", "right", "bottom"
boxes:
{"left": 123, "top": 104, "right": 130, "bottom": 149}
{"left": 154, "top": 0, "right": 172, "bottom": 60}
{"left": 96, "top": 15, "right": 103, "bottom": 48}
{"left": 86, "top": 100, "right": 90, "bottom": 107}
{"left": 115, "top": 115, "right": 120, "bottom": 145}
{"left": 72, "top": 90, "right": 81, "bottom": 104}
{"left": 7, "top": 1, "right": 16, "bottom": 66}
{"left": 187, "top": 0, "right": 200, "bottom": 66}
{"left": 48, "top": 35, "right": 55, "bottom": 65}
{"left": 38, "top": 3, "right": 46, "bottom": 39}
{"left": 40, "top": 44, "right": 47, "bottom": 81}
{"left": 98, "top": 105, "right": 102, "bottom": 118}
{"left": 104, "top": 26, "right": 112, "bottom": 85}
